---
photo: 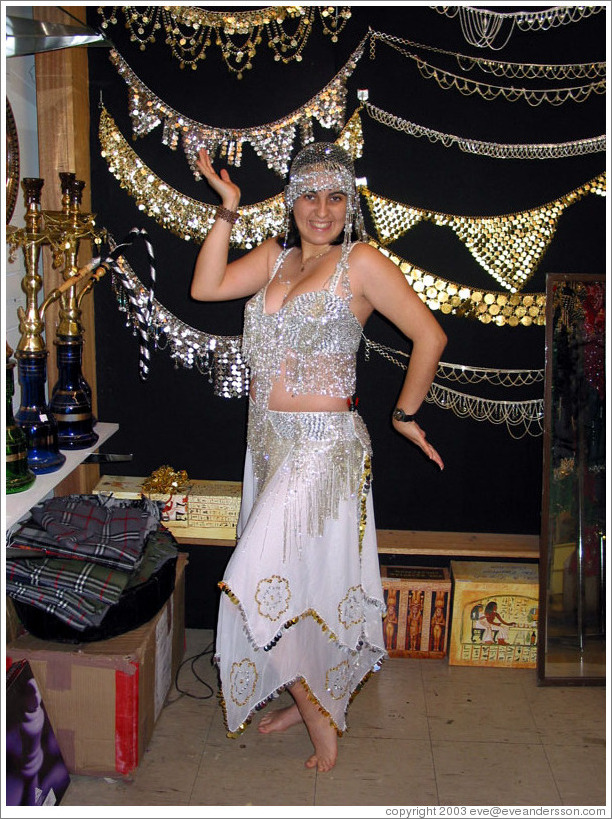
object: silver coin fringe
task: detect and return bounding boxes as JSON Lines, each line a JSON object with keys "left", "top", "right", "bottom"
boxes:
{"left": 106, "top": 233, "right": 250, "bottom": 398}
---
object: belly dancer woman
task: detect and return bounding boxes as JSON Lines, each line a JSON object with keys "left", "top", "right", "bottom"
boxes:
{"left": 190, "top": 142, "right": 447, "bottom": 772}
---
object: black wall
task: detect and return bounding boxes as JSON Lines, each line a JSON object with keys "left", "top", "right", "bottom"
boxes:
{"left": 86, "top": 5, "right": 607, "bottom": 536}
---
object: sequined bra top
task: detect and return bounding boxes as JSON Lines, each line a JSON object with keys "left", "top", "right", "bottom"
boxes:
{"left": 242, "top": 243, "right": 363, "bottom": 405}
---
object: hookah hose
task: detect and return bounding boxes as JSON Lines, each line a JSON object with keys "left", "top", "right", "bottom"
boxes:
{"left": 92, "top": 228, "right": 157, "bottom": 381}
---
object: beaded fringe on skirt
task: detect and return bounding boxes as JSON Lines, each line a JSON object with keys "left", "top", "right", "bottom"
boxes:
{"left": 214, "top": 409, "right": 387, "bottom": 735}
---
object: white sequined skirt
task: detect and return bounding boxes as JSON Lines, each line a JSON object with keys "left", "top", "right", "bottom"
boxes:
{"left": 214, "top": 409, "right": 387, "bottom": 735}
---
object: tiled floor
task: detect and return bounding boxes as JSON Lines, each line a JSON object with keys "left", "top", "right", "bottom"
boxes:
{"left": 62, "top": 628, "right": 608, "bottom": 809}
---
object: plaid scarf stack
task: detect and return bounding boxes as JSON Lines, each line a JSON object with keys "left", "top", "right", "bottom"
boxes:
{"left": 6, "top": 494, "right": 177, "bottom": 632}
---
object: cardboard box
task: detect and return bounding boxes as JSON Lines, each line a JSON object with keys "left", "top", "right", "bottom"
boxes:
{"left": 6, "top": 553, "right": 187, "bottom": 777}
{"left": 449, "top": 560, "right": 539, "bottom": 668}
{"left": 187, "top": 479, "right": 241, "bottom": 525}
{"left": 6, "top": 597, "right": 25, "bottom": 645}
{"left": 185, "top": 479, "right": 241, "bottom": 539}
{"left": 93, "top": 476, "right": 241, "bottom": 537}
{"left": 92, "top": 474, "right": 148, "bottom": 499}
{"left": 380, "top": 565, "right": 451, "bottom": 658}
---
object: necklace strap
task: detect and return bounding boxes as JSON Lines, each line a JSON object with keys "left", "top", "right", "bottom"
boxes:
{"left": 327, "top": 241, "right": 359, "bottom": 296}
{"left": 270, "top": 247, "right": 292, "bottom": 282}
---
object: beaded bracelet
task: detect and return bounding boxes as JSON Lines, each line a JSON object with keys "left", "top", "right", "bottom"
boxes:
{"left": 215, "top": 205, "right": 239, "bottom": 225}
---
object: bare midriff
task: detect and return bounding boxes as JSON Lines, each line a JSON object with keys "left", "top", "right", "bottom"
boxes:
{"left": 250, "top": 363, "right": 350, "bottom": 412}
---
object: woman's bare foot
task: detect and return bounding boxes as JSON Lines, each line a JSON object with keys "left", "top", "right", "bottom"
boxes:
{"left": 303, "top": 711, "right": 338, "bottom": 772}
{"left": 258, "top": 704, "right": 303, "bottom": 734}
{"left": 290, "top": 681, "right": 338, "bottom": 772}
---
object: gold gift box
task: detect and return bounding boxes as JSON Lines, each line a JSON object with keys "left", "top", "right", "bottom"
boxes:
{"left": 449, "top": 560, "right": 539, "bottom": 668}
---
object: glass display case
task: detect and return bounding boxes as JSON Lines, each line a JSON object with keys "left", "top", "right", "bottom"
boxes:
{"left": 538, "top": 273, "right": 606, "bottom": 684}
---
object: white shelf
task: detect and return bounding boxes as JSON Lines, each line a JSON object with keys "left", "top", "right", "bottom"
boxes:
{"left": 4, "top": 421, "right": 119, "bottom": 531}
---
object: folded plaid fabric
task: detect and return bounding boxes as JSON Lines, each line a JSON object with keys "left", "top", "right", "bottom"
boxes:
{"left": 5, "top": 578, "right": 111, "bottom": 630}
{"left": 125, "top": 528, "right": 179, "bottom": 589}
{"left": 8, "top": 494, "right": 160, "bottom": 572}
{"left": 6, "top": 554, "right": 131, "bottom": 605}
{"left": 5, "top": 524, "right": 180, "bottom": 633}
{"left": 7, "top": 522, "right": 142, "bottom": 572}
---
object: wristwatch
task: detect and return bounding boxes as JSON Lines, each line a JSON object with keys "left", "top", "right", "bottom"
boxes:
{"left": 392, "top": 407, "right": 417, "bottom": 423}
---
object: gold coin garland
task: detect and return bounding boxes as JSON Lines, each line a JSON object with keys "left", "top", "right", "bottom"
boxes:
{"left": 99, "top": 106, "right": 547, "bottom": 328}
{"left": 98, "top": 103, "right": 363, "bottom": 247}
{"left": 98, "top": 6, "right": 352, "bottom": 76}
{"left": 367, "top": 240, "right": 546, "bottom": 327}
{"left": 362, "top": 175, "right": 606, "bottom": 293}
{"left": 109, "top": 33, "right": 367, "bottom": 178}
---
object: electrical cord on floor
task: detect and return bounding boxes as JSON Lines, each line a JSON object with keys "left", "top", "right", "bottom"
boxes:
{"left": 165, "top": 640, "right": 217, "bottom": 704}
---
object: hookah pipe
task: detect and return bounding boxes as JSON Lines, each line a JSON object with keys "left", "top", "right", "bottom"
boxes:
{"left": 37, "top": 257, "right": 108, "bottom": 317}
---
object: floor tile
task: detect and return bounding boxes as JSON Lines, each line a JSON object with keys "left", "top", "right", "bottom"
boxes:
{"left": 432, "top": 739, "right": 562, "bottom": 806}
{"left": 346, "top": 658, "right": 430, "bottom": 740}
{"left": 189, "top": 727, "right": 317, "bottom": 806}
{"left": 424, "top": 676, "right": 540, "bottom": 744}
{"left": 543, "top": 741, "right": 607, "bottom": 805}
{"left": 523, "top": 685, "right": 607, "bottom": 745}
{"left": 314, "top": 737, "right": 437, "bottom": 806}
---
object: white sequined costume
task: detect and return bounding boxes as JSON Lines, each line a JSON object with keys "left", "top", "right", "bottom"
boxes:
{"left": 215, "top": 243, "right": 387, "bottom": 736}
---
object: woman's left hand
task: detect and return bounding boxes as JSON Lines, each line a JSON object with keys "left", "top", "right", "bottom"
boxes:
{"left": 392, "top": 418, "right": 444, "bottom": 470}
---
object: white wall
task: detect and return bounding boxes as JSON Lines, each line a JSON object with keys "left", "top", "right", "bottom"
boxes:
{"left": 4, "top": 6, "right": 40, "bottom": 405}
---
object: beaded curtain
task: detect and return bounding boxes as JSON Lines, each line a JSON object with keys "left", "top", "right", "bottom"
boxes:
{"left": 86, "top": 6, "right": 606, "bottom": 534}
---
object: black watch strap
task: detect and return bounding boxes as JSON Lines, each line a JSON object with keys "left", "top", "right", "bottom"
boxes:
{"left": 393, "top": 407, "right": 417, "bottom": 423}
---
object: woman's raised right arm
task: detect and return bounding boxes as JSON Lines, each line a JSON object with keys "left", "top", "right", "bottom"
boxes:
{"left": 190, "top": 149, "right": 274, "bottom": 302}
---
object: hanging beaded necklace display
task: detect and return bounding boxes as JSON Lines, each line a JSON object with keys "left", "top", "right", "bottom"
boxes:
{"left": 277, "top": 246, "right": 333, "bottom": 305}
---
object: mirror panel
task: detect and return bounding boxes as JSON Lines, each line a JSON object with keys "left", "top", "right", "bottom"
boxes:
{"left": 538, "top": 273, "right": 606, "bottom": 685}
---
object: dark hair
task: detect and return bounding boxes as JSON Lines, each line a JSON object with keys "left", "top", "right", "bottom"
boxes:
{"left": 275, "top": 211, "right": 359, "bottom": 249}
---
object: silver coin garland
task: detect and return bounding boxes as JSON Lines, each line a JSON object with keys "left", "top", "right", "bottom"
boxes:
{"left": 108, "top": 239, "right": 249, "bottom": 398}
{"left": 93, "top": 9, "right": 603, "bottom": 439}
{"left": 99, "top": 102, "right": 605, "bottom": 297}
{"left": 368, "top": 30, "right": 606, "bottom": 105}
{"left": 360, "top": 96, "right": 606, "bottom": 160}
{"left": 109, "top": 33, "right": 368, "bottom": 178}
{"left": 368, "top": 31, "right": 606, "bottom": 80}
{"left": 432, "top": 5, "right": 604, "bottom": 51}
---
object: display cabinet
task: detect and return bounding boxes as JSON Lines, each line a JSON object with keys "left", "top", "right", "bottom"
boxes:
{"left": 538, "top": 273, "right": 605, "bottom": 684}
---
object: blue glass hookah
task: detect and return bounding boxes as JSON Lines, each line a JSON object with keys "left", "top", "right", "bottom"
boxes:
{"left": 9, "top": 178, "right": 66, "bottom": 474}
{"left": 44, "top": 172, "right": 106, "bottom": 449}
